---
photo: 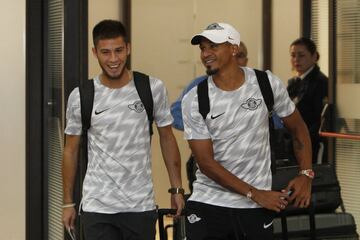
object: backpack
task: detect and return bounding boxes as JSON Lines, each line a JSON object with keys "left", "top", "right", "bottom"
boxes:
{"left": 196, "top": 69, "right": 277, "bottom": 173}
{"left": 79, "top": 71, "right": 154, "bottom": 169}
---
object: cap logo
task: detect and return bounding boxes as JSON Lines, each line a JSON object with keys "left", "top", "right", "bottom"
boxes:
{"left": 206, "top": 23, "right": 224, "bottom": 30}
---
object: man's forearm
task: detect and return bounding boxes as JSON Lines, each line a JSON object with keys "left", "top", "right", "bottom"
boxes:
{"left": 158, "top": 126, "right": 182, "bottom": 187}
{"left": 283, "top": 109, "right": 312, "bottom": 170}
{"left": 292, "top": 132, "right": 312, "bottom": 170}
{"left": 62, "top": 135, "right": 81, "bottom": 204}
{"left": 62, "top": 151, "right": 78, "bottom": 203}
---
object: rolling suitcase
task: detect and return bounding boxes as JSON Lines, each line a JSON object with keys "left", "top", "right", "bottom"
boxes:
{"left": 272, "top": 163, "right": 358, "bottom": 239}
{"left": 273, "top": 212, "right": 358, "bottom": 240}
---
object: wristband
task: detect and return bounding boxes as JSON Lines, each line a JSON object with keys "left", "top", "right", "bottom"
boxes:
{"left": 168, "top": 187, "right": 185, "bottom": 195}
{"left": 62, "top": 203, "right": 76, "bottom": 208}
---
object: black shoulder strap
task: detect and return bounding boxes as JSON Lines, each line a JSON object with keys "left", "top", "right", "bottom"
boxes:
{"left": 197, "top": 78, "right": 209, "bottom": 120}
{"left": 79, "top": 78, "right": 94, "bottom": 184}
{"left": 80, "top": 79, "right": 95, "bottom": 132}
{"left": 133, "top": 71, "right": 154, "bottom": 136}
{"left": 254, "top": 69, "right": 274, "bottom": 116}
{"left": 254, "top": 69, "right": 277, "bottom": 174}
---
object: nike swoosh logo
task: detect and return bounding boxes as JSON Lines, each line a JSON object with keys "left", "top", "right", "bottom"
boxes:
{"left": 210, "top": 112, "right": 225, "bottom": 119}
{"left": 263, "top": 221, "right": 273, "bottom": 229}
{"left": 94, "top": 108, "right": 110, "bottom": 115}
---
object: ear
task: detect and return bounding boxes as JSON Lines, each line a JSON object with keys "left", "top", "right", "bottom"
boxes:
{"left": 232, "top": 45, "right": 239, "bottom": 56}
{"left": 244, "top": 57, "right": 248, "bottom": 66}
{"left": 92, "top": 47, "right": 98, "bottom": 58}
{"left": 312, "top": 52, "right": 319, "bottom": 63}
{"left": 126, "top": 42, "right": 131, "bottom": 56}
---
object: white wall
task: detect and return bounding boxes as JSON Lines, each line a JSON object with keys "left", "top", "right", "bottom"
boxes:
{"left": 272, "top": 0, "right": 301, "bottom": 83}
{"left": 0, "top": 1, "right": 26, "bottom": 239}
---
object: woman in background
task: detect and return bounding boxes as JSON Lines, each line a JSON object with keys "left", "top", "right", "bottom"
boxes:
{"left": 287, "top": 37, "right": 328, "bottom": 163}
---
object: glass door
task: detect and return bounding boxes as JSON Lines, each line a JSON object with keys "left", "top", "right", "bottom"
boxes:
{"left": 45, "top": 0, "right": 65, "bottom": 239}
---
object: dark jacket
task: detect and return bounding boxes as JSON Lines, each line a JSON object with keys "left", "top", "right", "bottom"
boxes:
{"left": 287, "top": 64, "right": 328, "bottom": 162}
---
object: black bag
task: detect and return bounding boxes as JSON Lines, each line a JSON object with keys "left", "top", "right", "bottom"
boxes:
{"left": 272, "top": 163, "right": 342, "bottom": 215}
{"left": 272, "top": 164, "right": 344, "bottom": 239}
{"left": 272, "top": 128, "right": 296, "bottom": 166}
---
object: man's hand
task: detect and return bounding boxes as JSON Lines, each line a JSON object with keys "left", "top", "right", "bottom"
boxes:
{"left": 252, "top": 189, "right": 289, "bottom": 212}
{"left": 171, "top": 194, "right": 185, "bottom": 217}
{"left": 62, "top": 207, "right": 76, "bottom": 230}
{"left": 286, "top": 175, "right": 312, "bottom": 208}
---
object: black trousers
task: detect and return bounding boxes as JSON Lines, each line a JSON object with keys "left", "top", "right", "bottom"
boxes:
{"left": 185, "top": 201, "right": 275, "bottom": 240}
{"left": 82, "top": 210, "right": 157, "bottom": 240}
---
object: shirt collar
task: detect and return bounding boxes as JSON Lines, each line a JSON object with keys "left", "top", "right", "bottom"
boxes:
{"left": 299, "top": 65, "right": 315, "bottom": 80}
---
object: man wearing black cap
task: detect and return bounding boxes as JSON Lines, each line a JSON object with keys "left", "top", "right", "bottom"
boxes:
{"left": 182, "top": 22, "right": 313, "bottom": 239}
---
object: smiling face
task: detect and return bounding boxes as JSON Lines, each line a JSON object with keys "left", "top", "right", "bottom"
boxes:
{"left": 199, "top": 38, "right": 235, "bottom": 75}
{"left": 290, "top": 44, "right": 317, "bottom": 75}
{"left": 92, "top": 36, "right": 130, "bottom": 82}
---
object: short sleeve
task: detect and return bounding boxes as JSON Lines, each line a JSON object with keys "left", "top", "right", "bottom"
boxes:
{"left": 182, "top": 88, "right": 211, "bottom": 140}
{"left": 266, "top": 70, "right": 296, "bottom": 118}
{"left": 151, "top": 77, "right": 173, "bottom": 127}
{"left": 64, "top": 88, "right": 82, "bottom": 135}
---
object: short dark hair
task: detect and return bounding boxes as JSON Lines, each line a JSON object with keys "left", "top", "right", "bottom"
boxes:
{"left": 92, "top": 19, "right": 127, "bottom": 47}
{"left": 239, "top": 41, "right": 248, "bottom": 57}
{"left": 290, "top": 37, "right": 319, "bottom": 61}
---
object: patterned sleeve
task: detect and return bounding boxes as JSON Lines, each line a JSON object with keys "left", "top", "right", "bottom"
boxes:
{"left": 64, "top": 87, "right": 82, "bottom": 135}
{"left": 150, "top": 77, "right": 174, "bottom": 127}
{"left": 182, "top": 87, "right": 211, "bottom": 140}
{"left": 266, "top": 70, "right": 296, "bottom": 118}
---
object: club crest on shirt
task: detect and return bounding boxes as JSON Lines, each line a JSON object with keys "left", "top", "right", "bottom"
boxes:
{"left": 128, "top": 100, "right": 145, "bottom": 113}
{"left": 241, "top": 98, "right": 262, "bottom": 110}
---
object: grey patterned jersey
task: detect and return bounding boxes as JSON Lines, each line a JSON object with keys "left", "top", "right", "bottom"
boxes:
{"left": 65, "top": 74, "right": 173, "bottom": 213}
{"left": 182, "top": 67, "right": 295, "bottom": 208}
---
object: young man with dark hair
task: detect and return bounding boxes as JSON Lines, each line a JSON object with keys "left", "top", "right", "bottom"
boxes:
{"left": 62, "top": 19, "right": 184, "bottom": 240}
{"left": 182, "top": 22, "right": 313, "bottom": 239}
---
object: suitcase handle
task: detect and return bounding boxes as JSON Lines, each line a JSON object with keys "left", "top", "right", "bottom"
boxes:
{"left": 157, "top": 208, "right": 186, "bottom": 240}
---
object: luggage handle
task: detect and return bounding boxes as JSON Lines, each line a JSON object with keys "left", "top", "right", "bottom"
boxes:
{"left": 157, "top": 208, "right": 185, "bottom": 240}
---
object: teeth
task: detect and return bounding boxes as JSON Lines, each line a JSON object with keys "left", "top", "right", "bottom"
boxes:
{"left": 109, "top": 65, "right": 119, "bottom": 68}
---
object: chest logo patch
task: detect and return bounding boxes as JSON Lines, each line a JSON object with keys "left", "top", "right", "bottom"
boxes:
{"left": 241, "top": 98, "right": 262, "bottom": 110}
{"left": 128, "top": 100, "right": 145, "bottom": 113}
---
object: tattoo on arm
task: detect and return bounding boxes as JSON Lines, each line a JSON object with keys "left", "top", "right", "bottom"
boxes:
{"left": 293, "top": 137, "right": 304, "bottom": 153}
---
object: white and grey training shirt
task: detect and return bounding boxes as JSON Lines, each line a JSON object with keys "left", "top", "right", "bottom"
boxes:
{"left": 65, "top": 74, "right": 173, "bottom": 214}
{"left": 182, "top": 67, "right": 295, "bottom": 209}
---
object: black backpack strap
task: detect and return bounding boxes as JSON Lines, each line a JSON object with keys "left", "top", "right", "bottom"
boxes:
{"left": 254, "top": 69, "right": 276, "bottom": 174}
{"left": 133, "top": 71, "right": 154, "bottom": 136}
{"left": 80, "top": 79, "right": 95, "bottom": 132}
{"left": 254, "top": 69, "right": 274, "bottom": 117}
{"left": 79, "top": 78, "right": 94, "bottom": 185}
{"left": 197, "top": 78, "right": 209, "bottom": 120}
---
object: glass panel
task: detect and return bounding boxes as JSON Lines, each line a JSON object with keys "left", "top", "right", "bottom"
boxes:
{"left": 311, "top": 0, "right": 329, "bottom": 76}
{"left": 312, "top": 0, "right": 360, "bottom": 232}
{"left": 47, "top": 0, "right": 64, "bottom": 239}
{"left": 336, "top": 0, "right": 360, "bottom": 230}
